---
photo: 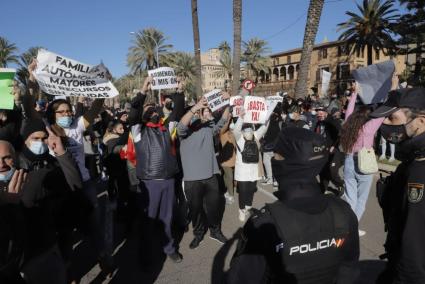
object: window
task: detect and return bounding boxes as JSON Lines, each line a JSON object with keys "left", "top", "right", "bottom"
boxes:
{"left": 316, "top": 66, "right": 330, "bottom": 81}
{"left": 356, "top": 48, "right": 364, "bottom": 58}
{"left": 276, "top": 58, "right": 279, "bottom": 65}
{"left": 338, "top": 45, "right": 350, "bottom": 57}
{"left": 323, "top": 48, "right": 327, "bottom": 59}
{"left": 337, "top": 63, "right": 350, "bottom": 80}
{"left": 287, "top": 55, "right": 291, "bottom": 63}
{"left": 375, "top": 49, "right": 380, "bottom": 60}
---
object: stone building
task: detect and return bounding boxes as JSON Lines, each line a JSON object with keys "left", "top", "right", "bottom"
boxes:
{"left": 201, "top": 48, "right": 228, "bottom": 92}
{"left": 257, "top": 40, "right": 406, "bottom": 97}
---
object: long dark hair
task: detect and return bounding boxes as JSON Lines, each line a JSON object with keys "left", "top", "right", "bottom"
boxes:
{"left": 340, "top": 106, "right": 371, "bottom": 153}
{"left": 46, "top": 99, "right": 72, "bottom": 125}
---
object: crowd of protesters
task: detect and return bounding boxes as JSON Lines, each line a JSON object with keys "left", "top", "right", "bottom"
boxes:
{"left": 0, "top": 55, "right": 408, "bottom": 284}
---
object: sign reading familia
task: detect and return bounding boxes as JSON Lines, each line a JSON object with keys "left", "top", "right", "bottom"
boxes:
{"left": 33, "top": 49, "right": 118, "bottom": 98}
{"left": 148, "top": 67, "right": 178, "bottom": 90}
{"left": 244, "top": 96, "right": 267, "bottom": 124}
{"left": 204, "top": 89, "right": 229, "bottom": 112}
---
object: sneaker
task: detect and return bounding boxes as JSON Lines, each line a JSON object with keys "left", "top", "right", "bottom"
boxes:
{"left": 273, "top": 181, "right": 278, "bottom": 188}
{"left": 224, "top": 193, "right": 235, "bottom": 205}
{"left": 388, "top": 157, "right": 395, "bottom": 163}
{"left": 168, "top": 252, "right": 183, "bottom": 263}
{"left": 210, "top": 231, "right": 228, "bottom": 244}
{"left": 244, "top": 206, "right": 252, "bottom": 219}
{"left": 379, "top": 155, "right": 386, "bottom": 161}
{"left": 359, "top": 230, "right": 366, "bottom": 237}
{"left": 261, "top": 178, "right": 271, "bottom": 185}
{"left": 189, "top": 236, "right": 204, "bottom": 249}
{"left": 239, "top": 209, "right": 246, "bottom": 222}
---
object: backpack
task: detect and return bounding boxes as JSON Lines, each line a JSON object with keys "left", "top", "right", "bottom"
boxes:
{"left": 237, "top": 138, "right": 259, "bottom": 164}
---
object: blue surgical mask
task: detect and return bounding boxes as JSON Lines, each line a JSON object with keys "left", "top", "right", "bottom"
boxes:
{"left": 57, "top": 116, "right": 73, "bottom": 128}
{"left": 29, "top": 141, "right": 48, "bottom": 155}
{"left": 0, "top": 168, "right": 15, "bottom": 182}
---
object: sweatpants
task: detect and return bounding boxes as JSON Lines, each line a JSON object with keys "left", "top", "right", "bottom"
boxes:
{"left": 237, "top": 181, "right": 257, "bottom": 210}
{"left": 139, "top": 179, "right": 175, "bottom": 255}
{"left": 184, "top": 176, "right": 223, "bottom": 237}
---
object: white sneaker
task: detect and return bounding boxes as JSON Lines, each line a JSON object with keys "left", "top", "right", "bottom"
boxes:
{"left": 273, "top": 181, "right": 278, "bottom": 188}
{"left": 245, "top": 206, "right": 252, "bottom": 219}
{"left": 359, "top": 230, "right": 366, "bottom": 237}
{"left": 239, "top": 209, "right": 246, "bottom": 222}
{"left": 388, "top": 157, "right": 395, "bottom": 163}
{"left": 379, "top": 155, "right": 386, "bottom": 161}
{"left": 224, "top": 193, "right": 234, "bottom": 205}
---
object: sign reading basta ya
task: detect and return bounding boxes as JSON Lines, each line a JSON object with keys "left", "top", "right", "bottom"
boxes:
{"left": 34, "top": 49, "right": 118, "bottom": 98}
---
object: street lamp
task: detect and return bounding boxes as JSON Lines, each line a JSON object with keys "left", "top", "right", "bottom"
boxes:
{"left": 130, "top": 31, "right": 162, "bottom": 105}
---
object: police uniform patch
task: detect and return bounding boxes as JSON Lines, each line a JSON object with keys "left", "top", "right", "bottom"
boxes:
{"left": 407, "top": 183, "right": 424, "bottom": 203}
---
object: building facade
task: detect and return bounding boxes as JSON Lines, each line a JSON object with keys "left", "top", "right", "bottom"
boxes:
{"left": 201, "top": 48, "right": 228, "bottom": 92}
{"left": 257, "top": 40, "right": 406, "bottom": 96}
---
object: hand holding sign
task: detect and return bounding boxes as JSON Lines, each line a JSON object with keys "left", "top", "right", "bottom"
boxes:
{"left": 203, "top": 89, "right": 229, "bottom": 112}
{"left": 192, "top": 97, "right": 208, "bottom": 113}
{"left": 142, "top": 76, "right": 153, "bottom": 93}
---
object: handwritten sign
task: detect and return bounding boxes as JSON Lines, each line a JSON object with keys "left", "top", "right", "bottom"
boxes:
{"left": 0, "top": 68, "right": 16, "bottom": 110}
{"left": 244, "top": 96, "right": 267, "bottom": 124}
{"left": 148, "top": 67, "right": 178, "bottom": 90}
{"left": 265, "top": 96, "right": 283, "bottom": 121}
{"left": 230, "top": 96, "right": 244, "bottom": 117}
{"left": 204, "top": 89, "right": 229, "bottom": 112}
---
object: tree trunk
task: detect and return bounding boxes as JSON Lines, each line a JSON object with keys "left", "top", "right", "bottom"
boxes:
{"left": 191, "top": 0, "right": 203, "bottom": 98}
{"left": 367, "top": 44, "right": 373, "bottom": 66}
{"left": 414, "top": 35, "right": 422, "bottom": 83}
{"left": 294, "top": 0, "right": 325, "bottom": 99}
{"left": 232, "top": 0, "right": 242, "bottom": 96}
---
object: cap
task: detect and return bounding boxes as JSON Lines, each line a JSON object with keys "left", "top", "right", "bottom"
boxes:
{"left": 274, "top": 127, "right": 328, "bottom": 163}
{"left": 21, "top": 119, "right": 47, "bottom": 141}
{"left": 370, "top": 87, "right": 425, "bottom": 118}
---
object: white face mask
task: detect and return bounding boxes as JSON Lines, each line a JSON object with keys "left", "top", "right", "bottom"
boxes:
{"left": 282, "top": 114, "right": 287, "bottom": 120}
{"left": 311, "top": 110, "right": 317, "bottom": 116}
{"left": 229, "top": 123, "right": 235, "bottom": 130}
{"left": 243, "top": 130, "right": 254, "bottom": 140}
{"left": 29, "top": 141, "right": 48, "bottom": 155}
{"left": 289, "top": 113, "right": 295, "bottom": 120}
{"left": 0, "top": 168, "right": 15, "bottom": 182}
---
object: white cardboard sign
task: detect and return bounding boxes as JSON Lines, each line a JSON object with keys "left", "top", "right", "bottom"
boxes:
{"left": 148, "top": 67, "right": 178, "bottom": 90}
{"left": 230, "top": 95, "right": 244, "bottom": 117}
{"left": 34, "top": 49, "right": 118, "bottom": 98}
{"left": 204, "top": 89, "right": 229, "bottom": 112}
{"left": 244, "top": 96, "right": 267, "bottom": 124}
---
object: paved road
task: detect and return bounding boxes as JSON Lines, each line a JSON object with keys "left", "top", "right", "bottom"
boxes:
{"left": 76, "top": 174, "right": 388, "bottom": 284}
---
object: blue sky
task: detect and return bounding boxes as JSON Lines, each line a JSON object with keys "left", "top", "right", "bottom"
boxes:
{"left": 1, "top": 0, "right": 404, "bottom": 77}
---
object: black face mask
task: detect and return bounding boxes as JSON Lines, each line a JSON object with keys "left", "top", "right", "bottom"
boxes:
{"left": 165, "top": 102, "right": 173, "bottom": 110}
{"left": 150, "top": 114, "right": 160, "bottom": 124}
{"left": 380, "top": 124, "right": 408, "bottom": 144}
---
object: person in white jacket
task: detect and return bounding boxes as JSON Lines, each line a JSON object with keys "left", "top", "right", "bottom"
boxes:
{"left": 233, "top": 114, "right": 269, "bottom": 222}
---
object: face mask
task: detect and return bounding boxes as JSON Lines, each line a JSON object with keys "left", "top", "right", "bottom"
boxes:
{"left": 229, "top": 123, "right": 235, "bottom": 130}
{"left": 243, "top": 130, "right": 254, "bottom": 140}
{"left": 282, "top": 114, "right": 287, "bottom": 120}
{"left": 380, "top": 124, "right": 408, "bottom": 144}
{"left": 150, "top": 114, "right": 160, "bottom": 124}
{"left": 289, "top": 113, "right": 295, "bottom": 120}
{"left": 0, "top": 168, "right": 15, "bottom": 182}
{"left": 165, "top": 102, "right": 173, "bottom": 110}
{"left": 311, "top": 110, "right": 317, "bottom": 116}
{"left": 29, "top": 141, "right": 48, "bottom": 155}
{"left": 57, "top": 116, "right": 73, "bottom": 128}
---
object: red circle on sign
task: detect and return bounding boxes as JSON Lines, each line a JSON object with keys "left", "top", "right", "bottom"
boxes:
{"left": 242, "top": 80, "right": 255, "bottom": 91}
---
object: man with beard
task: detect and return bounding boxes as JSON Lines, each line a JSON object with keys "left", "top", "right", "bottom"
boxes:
{"left": 128, "top": 76, "right": 185, "bottom": 264}
{"left": 370, "top": 88, "right": 425, "bottom": 284}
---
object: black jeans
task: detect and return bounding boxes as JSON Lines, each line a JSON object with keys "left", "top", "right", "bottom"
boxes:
{"left": 237, "top": 181, "right": 256, "bottom": 210}
{"left": 184, "top": 176, "right": 223, "bottom": 237}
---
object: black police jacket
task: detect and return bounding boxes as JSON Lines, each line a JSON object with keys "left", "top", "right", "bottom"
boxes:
{"left": 380, "top": 132, "right": 425, "bottom": 284}
{"left": 227, "top": 184, "right": 359, "bottom": 284}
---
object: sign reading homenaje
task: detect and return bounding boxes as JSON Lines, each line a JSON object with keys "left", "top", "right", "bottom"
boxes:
{"left": 148, "top": 67, "right": 178, "bottom": 90}
{"left": 34, "top": 49, "right": 118, "bottom": 98}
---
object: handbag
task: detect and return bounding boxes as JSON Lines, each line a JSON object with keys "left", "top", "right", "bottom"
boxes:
{"left": 358, "top": 147, "right": 378, "bottom": 174}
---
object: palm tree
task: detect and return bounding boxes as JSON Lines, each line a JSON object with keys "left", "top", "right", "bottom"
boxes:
{"left": 191, "top": 0, "right": 203, "bottom": 97}
{"left": 127, "top": 28, "right": 173, "bottom": 74}
{"left": 242, "top": 38, "right": 271, "bottom": 83}
{"left": 16, "top": 46, "right": 42, "bottom": 87}
{"left": 338, "top": 0, "right": 399, "bottom": 66}
{"left": 216, "top": 41, "right": 233, "bottom": 84}
{"left": 294, "top": 0, "right": 325, "bottom": 99}
{"left": 219, "top": 41, "right": 231, "bottom": 55}
{"left": 232, "top": 0, "right": 242, "bottom": 95}
{"left": 0, "top": 37, "right": 19, "bottom": 68}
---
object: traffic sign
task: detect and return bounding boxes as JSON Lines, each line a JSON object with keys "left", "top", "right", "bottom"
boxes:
{"left": 242, "top": 79, "right": 255, "bottom": 92}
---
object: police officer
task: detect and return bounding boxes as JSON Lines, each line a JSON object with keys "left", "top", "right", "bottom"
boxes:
{"left": 227, "top": 127, "right": 359, "bottom": 284}
{"left": 370, "top": 87, "right": 425, "bottom": 284}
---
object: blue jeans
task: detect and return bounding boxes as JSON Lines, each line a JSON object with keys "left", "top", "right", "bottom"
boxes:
{"left": 343, "top": 154, "right": 374, "bottom": 221}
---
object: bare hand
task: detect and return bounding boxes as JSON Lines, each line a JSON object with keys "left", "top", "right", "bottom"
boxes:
{"left": 391, "top": 73, "right": 399, "bottom": 90}
{"left": 142, "top": 77, "right": 153, "bottom": 93}
{"left": 28, "top": 58, "right": 37, "bottom": 81}
{"left": 177, "top": 77, "right": 185, "bottom": 93}
{"left": 350, "top": 81, "right": 359, "bottom": 94}
{"left": 192, "top": 97, "right": 208, "bottom": 112}
{"left": 239, "top": 108, "right": 246, "bottom": 118}
{"left": 221, "top": 92, "right": 230, "bottom": 101}
{"left": 8, "top": 169, "right": 27, "bottom": 195}
{"left": 46, "top": 127, "right": 66, "bottom": 156}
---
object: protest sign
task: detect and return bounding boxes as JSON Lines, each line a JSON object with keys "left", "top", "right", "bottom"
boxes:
{"left": 265, "top": 95, "right": 283, "bottom": 121}
{"left": 321, "top": 70, "right": 331, "bottom": 96}
{"left": 230, "top": 95, "right": 244, "bottom": 117}
{"left": 33, "top": 49, "right": 118, "bottom": 98}
{"left": 244, "top": 96, "right": 267, "bottom": 124}
{"left": 148, "top": 67, "right": 178, "bottom": 90}
{"left": 0, "top": 68, "right": 16, "bottom": 110}
{"left": 352, "top": 60, "right": 395, "bottom": 104}
{"left": 204, "top": 89, "right": 229, "bottom": 112}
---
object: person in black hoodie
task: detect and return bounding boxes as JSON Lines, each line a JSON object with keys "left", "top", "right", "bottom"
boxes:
{"left": 16, "top": 119, "right": 82, "bottom": 284}
{"left": 227, "top": 127, "right": 359, "bottom": 284}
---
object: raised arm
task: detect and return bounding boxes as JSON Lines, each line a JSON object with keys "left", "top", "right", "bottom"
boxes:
{"left": 128, "top": 77, "right": 151, "bottom": 126}
{"left": 168, "top": 79, "right": 186, "bottom": 122}
{"left": 22, "top": 59, "right": 42, "bottom": 120}
{"left": 82, "top": 98, "right": 105, "bottom": 128}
